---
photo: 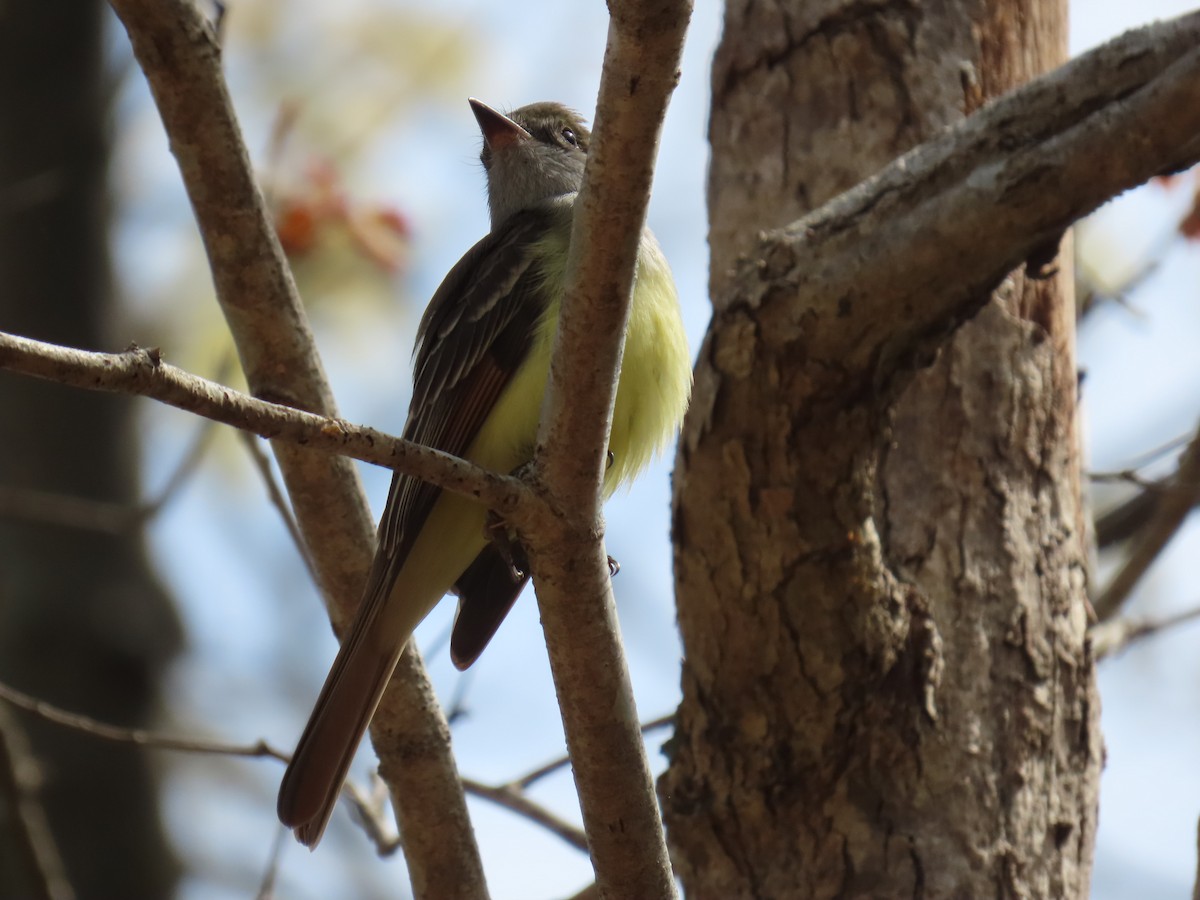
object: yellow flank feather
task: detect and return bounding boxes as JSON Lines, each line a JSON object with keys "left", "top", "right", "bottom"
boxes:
{"left": 608, "top": 227, "right": 692, "bottom": 493}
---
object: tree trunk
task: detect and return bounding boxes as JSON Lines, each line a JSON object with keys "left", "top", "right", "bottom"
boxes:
{"left": 662, "top": 1, "right": 1099, "bottom": 897}
{"left": 0, "top": 1, "right": 182, "bottom": 896}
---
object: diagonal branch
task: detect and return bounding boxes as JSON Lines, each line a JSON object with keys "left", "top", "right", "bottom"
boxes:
{"left": 1091, "top": 601, "right": 1200, "bottom": 661}
{"left": 1094, "top": 424, "right": 1200, "bottom": 621}
{"left": 0, "top": 331, "right": 523, "bottom": 516}
{"left": 0, "top": 708, "right": 74, "bottom": 900}
{"left": 523, "top": 0, "right": 691, "bottom": 897}
{"left": 237, "top": 429, "right": 318, "bottom": 582}
{"left": 461, "top": 778, "right": 589, "bottom": 853}
{"left": 0, "top": 678, "right": 287, "bottom": 761}
{"left": 731, "top": 12, "right": 1200, "bottom": 399}
{"left": 105, "top": 0, "right": 485, "bottom": 892}
{"left": 0, "top": 677, "right": 429, "bottom": 860}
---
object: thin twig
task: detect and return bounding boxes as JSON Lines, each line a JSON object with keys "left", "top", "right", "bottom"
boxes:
{"left": 344, "top": 778, "right": 401, "bottom": 856}
{"left": 143, "top": 418, "right": 222, "bottom": 518}
{"left": 515, "top": 713, "right": 675, "bottom": 791}
{"left": 0, "top": 707, "right": 75, "bottom": 900}
{"left": 461, "top": 778, "right": 589, "bottom": 853}
{"left": 0, "top": 331, "right": 524, "bottom": 519}
{"left": 254, "top": 826, "right": 288, "bottom": 900}
{"left": 142, "top": 348, "right": 236, "bottom": 518}
{"left": 0, "top": 424, "right": 218, "bottom": 535}
{"left": 0, "top": 678, "right": 288, "bottom": 761}
{"left": 1091, "top": 433, "right": 1198, "bottom": 549}
{"left": 1094, "top": 480, "right": 1168, "bottom": 550}
{"left": 1089, "top": 468, "right": 1159, "bottom": 489}
{"left": 1091, "top": 602, "right": 1200, "bottom": 660}
{"left": 444, "top": 664, "right": 476, "bottom": 727}
{"left": 1094, "top": 424, "right": 1200, "bottom": 620}
{"left": 0, "top": 485, "right": 138, "bottom": 534}
{"left": 433, "top": 715, "right": 677, "bottom": 853}
{"left": 1117, "top": 431, "right": 1193, "bottom": 471}
{"left": 0, "top": 678, "right": 428, "bottom": 858}
{"left": 237, "top": 429, "right": 315, "bottom": 579}
{"left": 0, "top": 403, "right": 223, "bottom": 535}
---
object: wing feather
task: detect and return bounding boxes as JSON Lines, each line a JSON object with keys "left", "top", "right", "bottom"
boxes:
{"left": 371, "top": 207, "right": 553, "bottom": 590}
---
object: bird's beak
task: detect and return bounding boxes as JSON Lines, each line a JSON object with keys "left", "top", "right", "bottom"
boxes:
{"left": 469, "top": 98, "right": 530, "bottom": 152}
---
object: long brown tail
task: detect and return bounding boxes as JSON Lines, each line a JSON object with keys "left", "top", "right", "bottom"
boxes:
{"left": 277, "top": 610, "right": 407, "bottom": 847}
{"left": 278, "top": 478, "right": 490, "bottom": 846}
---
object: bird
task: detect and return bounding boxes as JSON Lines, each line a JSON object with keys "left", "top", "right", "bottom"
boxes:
{"left": 277, "top": 98, "right": 692, "bottom": 847}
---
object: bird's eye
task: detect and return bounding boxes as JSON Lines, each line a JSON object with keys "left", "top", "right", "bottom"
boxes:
{"left": 561, "top": 127, "right": 577, "bottom": 147}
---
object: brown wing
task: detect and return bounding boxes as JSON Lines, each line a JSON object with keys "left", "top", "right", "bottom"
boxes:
{"left": 371, "top": 206, "right": 554, "bottom": 582}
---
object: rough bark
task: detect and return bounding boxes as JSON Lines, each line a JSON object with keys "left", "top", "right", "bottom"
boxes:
{"left": 662, "top": 1, "right": 1099, "bottom": 897}
{"left": 0, "top": 1, "right": 182, "bottom": 896}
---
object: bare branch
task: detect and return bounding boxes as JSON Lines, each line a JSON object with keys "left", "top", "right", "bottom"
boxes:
{"left": 105, "top": 0, "right": 484, "bottom": 888}
{"left": 237, "top": 430, "right": 315, "bottom": 579}
{"left": 462, "top": 778, "right": 589, "bottom": 853}
{"left": 342, "top": 779, "right": 402, "bottom": 856}
{"left": 1094, "top": 484, "right": 1166, "bottom": 551}
{"left": 423, "top": 716, "right": 679, "bottom": 855}
{"left": 0, "top": 708, "right": 75, "bottom": 900}
{"left": 520, "top": 0, "right": 691, "bottom": 891}
{"left": 254, "top": 827, "right": 288, "bottom": 900}
{"left": 1092, "top": 433, "right": 1196, "bottom": 550}
{"left": 514, "top": 713, "right": 676, "bottom": 791}
{"left": 1094, "top": 425, "right": 1200, "bottom": 620}
{"left": 0, "top": 485, "right": 138, "bottom": 535}
{"left": 0, "top": 676, "right": 452, "bottom": 863}
{"left": 733, "top": 13, "right": 1200, "bottom": 396}
{"left": 0, "top": 331, "right": 524, "bottom": 521}
{"left": 0, "top": 416, "right": 218, "bottom": 535}
{"left": 143, "top": 414, "right": 221, "bottom": 517}
{"left": 0, "top": 678, "right": 288, "bottom": 761}
{"left": 1091, "top": 603, "right": 1200, "bottom": 661}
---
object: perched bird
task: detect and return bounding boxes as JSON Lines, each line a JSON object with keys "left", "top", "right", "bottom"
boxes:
{"left": 277, "top": 98, "right": 692, "bottom": 847}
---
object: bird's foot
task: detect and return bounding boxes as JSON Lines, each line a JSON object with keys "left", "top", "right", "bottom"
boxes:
{"left": 484, "top": 510, "right": 528, "bottom": 581}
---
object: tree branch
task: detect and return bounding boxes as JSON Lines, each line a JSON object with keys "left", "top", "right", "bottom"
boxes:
{"left": 1092, "top": 432, "right": 1195, "bottom": 550}
{"left": 1094, "top": 479, "right": 1166, "bottom": 550}
{"left": 512, "top": 713, "right": 676, "bottom": 791}
{"left": 0, "top": 331, "right": 522, "bottom": 516}
{"left": 522, "top": 0, "right": 691, "bottom": 895}
{"left": 1091, "top": 602, "right": 1200, "bottom": 661}
{"left": 0, "top": 708, "right": 74, "bottom": 900}
{"left": 1094, "top": 424, "right": 1200, "bottom": 620}
{"left": 0, "top": 676, "right": 422, "bottom": 860}
{"left": 236, "top": 429, "right": 316, "bottom": 579}
{"left": 0, "top": 678, "right": 288, "bottom": 761}
{"left": 461, "top": 778, "right": 589, "bottom": 853}
{"left": 105, "top": 0, "right": 485, "bottom": 891}
{"left": 729, "top": 12, "right": 1200, "bottom": 399}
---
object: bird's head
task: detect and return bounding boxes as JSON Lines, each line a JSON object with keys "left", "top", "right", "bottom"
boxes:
{"left": 470, "top": 99, "right": 590, "bottom": 227}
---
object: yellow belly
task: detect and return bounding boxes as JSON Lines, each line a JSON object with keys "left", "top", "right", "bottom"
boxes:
{"left": 383, "top": 222, "right": 692, "bottom": 636}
